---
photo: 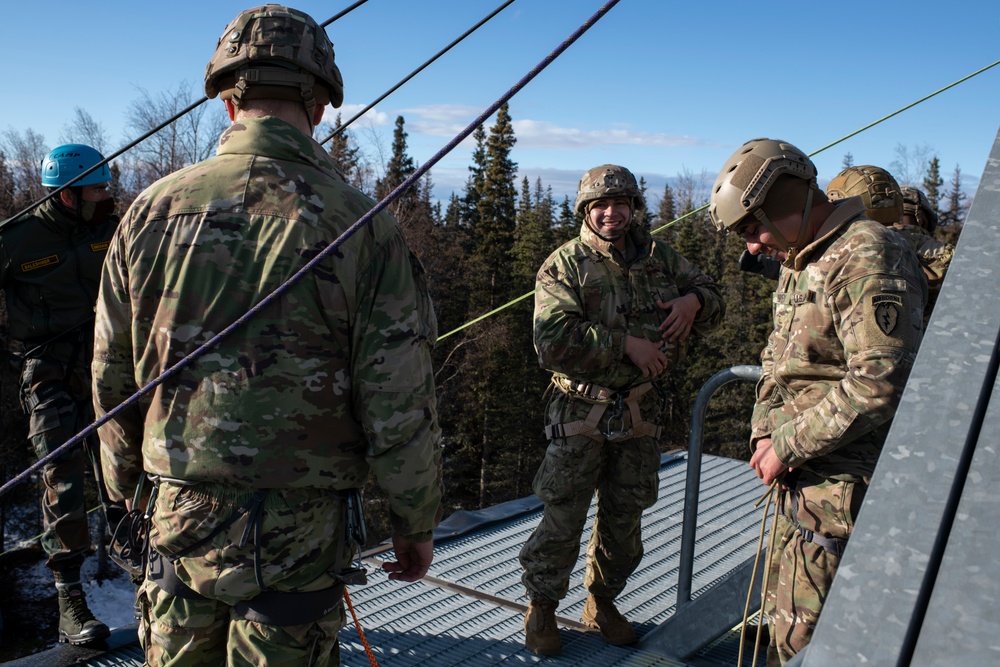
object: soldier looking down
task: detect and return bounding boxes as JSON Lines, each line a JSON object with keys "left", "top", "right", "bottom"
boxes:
{"left": 0, "top": 143, "right": 117, "bottom": 645}
{"left": 519, "top": 164, "right": 724, "bottom": 656}
{"left": 92, "top": 5, "right": 442, "bottom": 665}
{"left": 709, "top": 139, "right": 926, "bottom": 665}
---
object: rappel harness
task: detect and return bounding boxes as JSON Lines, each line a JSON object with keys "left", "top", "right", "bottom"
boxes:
{"left": 545, "top": 376, "right": 663, "bottom": 443}
{"left": 110, "top": 474, "right": 371, "bottom": 627}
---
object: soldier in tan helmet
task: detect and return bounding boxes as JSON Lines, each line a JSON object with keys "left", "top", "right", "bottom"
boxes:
{"left": 519, "top": 164, "right": 725, "bottom": 655}
{"left": 709, "top": 139, "right": 926, "bottom": 665}
{"left": 826, "top": 165, "right": 954, "bottom": 326}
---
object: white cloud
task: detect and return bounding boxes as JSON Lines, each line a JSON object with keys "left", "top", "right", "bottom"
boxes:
{"left": 388, "top": 105, "right": 704, "bottom": 152}
{"left": 511, "top": 120, "right": 702, "bottom": 151}
{"left": 321, "top": 103, "right": 391, "bottom": 128}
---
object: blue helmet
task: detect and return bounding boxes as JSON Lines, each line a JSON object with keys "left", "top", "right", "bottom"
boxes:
{"left": 40, "top": 144, "right": 111, "bottom": 188}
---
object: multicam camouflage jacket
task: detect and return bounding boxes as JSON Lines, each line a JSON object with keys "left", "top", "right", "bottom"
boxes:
{"left": 534, "top": 220, "right": 724, "bottom": 390}
{"left": 751, "top": 198, "right": 927, "bottom": 480}
{"left": 93, "top": 116, "right": 442, "bottom": 538}
{"left": 0, "top": 198, "right": 118, "bottom": 346}
{"left": 890, "top": 223, "right": 953, "bottom": 325}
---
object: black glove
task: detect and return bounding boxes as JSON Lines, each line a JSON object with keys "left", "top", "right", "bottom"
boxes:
{"left": 739, "top": 249, "right": 780, "bottom": 281}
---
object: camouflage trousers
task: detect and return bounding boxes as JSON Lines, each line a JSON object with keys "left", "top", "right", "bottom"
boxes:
{"left": 520, "top": 391, "right": 661, "bottom": 602}
{"left": 19, "top": 355, "right": 95, "bottom": 571}
{"left": 764, "top": 476, "right": 866, "bottom": 666}
{"left": 140, "top": 481, "right": 355, "bottom": 666}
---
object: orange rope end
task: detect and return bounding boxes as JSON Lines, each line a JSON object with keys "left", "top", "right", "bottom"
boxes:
{"left": 344, "top": 586, "right": 380, "bottom": 667}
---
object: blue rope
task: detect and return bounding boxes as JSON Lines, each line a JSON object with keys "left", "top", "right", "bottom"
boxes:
{"left": 0, "top": 0, "right": 623, "bottom": 500}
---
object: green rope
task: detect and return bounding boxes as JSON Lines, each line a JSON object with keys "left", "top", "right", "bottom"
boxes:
{"left": 438, "top": 58, "right": 1000, "bottom": 342}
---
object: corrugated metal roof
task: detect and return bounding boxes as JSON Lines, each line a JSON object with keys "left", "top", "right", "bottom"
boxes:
{"left": 8, "top": 452, "right": 767, "bottom": 667}
{"left": 338, "top": 452, "right": 766, "bottom": 666}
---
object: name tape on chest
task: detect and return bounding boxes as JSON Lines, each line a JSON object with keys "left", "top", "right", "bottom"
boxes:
{"left": 21, "top": 255, "right": 59, "bottom": 272}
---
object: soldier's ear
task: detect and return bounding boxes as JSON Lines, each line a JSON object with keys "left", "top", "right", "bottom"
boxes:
{"left": 59, "top": 189, "right": 77, "bottom": 208}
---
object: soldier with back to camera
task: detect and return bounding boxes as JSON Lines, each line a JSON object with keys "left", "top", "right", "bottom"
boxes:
{"left": 93, "top": 6, "right": 442, "bottom": 665}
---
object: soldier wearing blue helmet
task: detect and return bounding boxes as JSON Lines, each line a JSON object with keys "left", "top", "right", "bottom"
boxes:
{"left": 0, "top": 143, "right": 118, "bottom": 644}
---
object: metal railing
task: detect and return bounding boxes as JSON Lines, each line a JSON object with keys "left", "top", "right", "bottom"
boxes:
{"left": 676, "top": 364, "right": 762, "bottom": 609}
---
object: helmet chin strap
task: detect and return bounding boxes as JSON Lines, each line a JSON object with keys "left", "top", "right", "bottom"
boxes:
{"left": 750, "top": 187, "right": 815, "bottom": 262}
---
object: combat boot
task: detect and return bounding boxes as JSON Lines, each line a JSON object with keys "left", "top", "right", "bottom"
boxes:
{"left": 56, "top": 582, "right": 110, "bottom": 645}
{"left": 581, "top": 594, "right": 636, "bottom": 646}
{"left": 524, "top": 599, "right": 562, "bottom": 656}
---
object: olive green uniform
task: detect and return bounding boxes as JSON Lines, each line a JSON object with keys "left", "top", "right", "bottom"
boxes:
{"left": 0, "top": 198, "right": 118, "bottom": 571}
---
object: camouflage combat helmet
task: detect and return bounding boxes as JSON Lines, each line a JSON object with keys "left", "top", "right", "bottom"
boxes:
{"left": 826, "top": 165, "right": 903, "bottom": 225}
{"left": 574, "top": 164, "right": 646, "bottom": 216}
{"left": 205, "top": 5, "right": 344, "bottom": 117}
{"left": 709, "top": 138, "right": 818, "bottom": 255}
{"left": 900, "top": 185, "right": 938, "bottom": 233}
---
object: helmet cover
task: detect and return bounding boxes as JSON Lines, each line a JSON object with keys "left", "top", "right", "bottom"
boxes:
{"left": 574, "top": 164, "right": 646, "bottom": 216}
{"left": 205, "top": 5, "right": 344, "bottom": 111}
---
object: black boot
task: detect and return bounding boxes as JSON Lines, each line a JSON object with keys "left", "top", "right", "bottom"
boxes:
{"left": 54, "top": 568, "right": 110, "bottom": 645}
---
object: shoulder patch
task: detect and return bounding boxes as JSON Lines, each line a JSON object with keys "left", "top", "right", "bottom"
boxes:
{"left": 21, "top": 255, "right": 59, "bottom": 272}
{"left": 872, "top": 294, "right": 902, "bottom": 335}
{"left": 859, "top": 279, "right": 917, "bottom": 348}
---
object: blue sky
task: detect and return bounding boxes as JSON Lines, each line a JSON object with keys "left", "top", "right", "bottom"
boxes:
{"left": 3, "top": 0, "right": 998, "bottom": 208}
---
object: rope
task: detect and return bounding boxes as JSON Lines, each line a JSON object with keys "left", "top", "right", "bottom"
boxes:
{"left": 318, "top": 0, "right": 518, "bottom": 146}
{"left": 0, "top": 0, "right": 373, "bottom": 230}
{"left": 0, "top": 0, "right": 625, "bottom": 499}
{"left": 321, "top": 0, "right": 371, "bottom": 28}
{"left": 738, "top": 480, "right": 777, "bottom": 667}
{"left": 754, "top": 486, "right": 783, "bottom": 667}
{"left": 344, "top": 586, "right": 379, "bottom": 667}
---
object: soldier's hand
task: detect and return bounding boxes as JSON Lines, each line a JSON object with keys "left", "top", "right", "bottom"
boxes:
{"left": 382, "top": 534, "right": 434, "bottom": 582}
{"left": 625, "top": 335, "right": 667, "bottom": 377}
{"left": 749, "top": 438, "right": 791, "bottom": 486}
{"left": 657, "top": 293, "right": 700, "bottom": 343}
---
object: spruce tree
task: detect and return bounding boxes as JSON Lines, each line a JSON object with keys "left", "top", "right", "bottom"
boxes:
{"left": 635, "top": 175, "right": 650, "bottom": 229}
{"left": 656, "top": 182, "right": 678, "bottom": 243}
{"left": 554, "top": 196, "right": 578, "bottom": 245}
{"left": 842, "top": 152, "right": 854, "bottom": 170}
{"left": 327, "top": 113, "right": 360, "bottom": 184}
{"left": 942, "top": 164, "right": 967, "bottom": 230}
{"left": 922, "top": 156, "right": 944, "bottom": 220}
{"left": 375, "top": 116, "right": 420, "bottom": 226}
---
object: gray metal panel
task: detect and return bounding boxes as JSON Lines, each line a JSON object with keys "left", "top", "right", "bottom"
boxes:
{"left": 909, "top": 370, "right": 1000, "bottom": 664}
{"left": 804, "top": 125, "right": 1000, "bottom": 665}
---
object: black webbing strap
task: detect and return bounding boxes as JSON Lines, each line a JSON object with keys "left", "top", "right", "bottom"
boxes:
{"left": 147, "top": 548, "right": 346, "bottom": 626}
{"left": 146, "top": 548, "right": 207, "bottom": 601}
{"left": 233, "top": 583, "right": 345, "bottom": 627}
{"left": 788, "top": 489, "right": 849, "bottom": 558}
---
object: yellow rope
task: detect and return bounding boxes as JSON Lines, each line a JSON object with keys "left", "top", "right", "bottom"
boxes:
{"left": 738, "top": 482, "right": 776, "bottom": 667}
